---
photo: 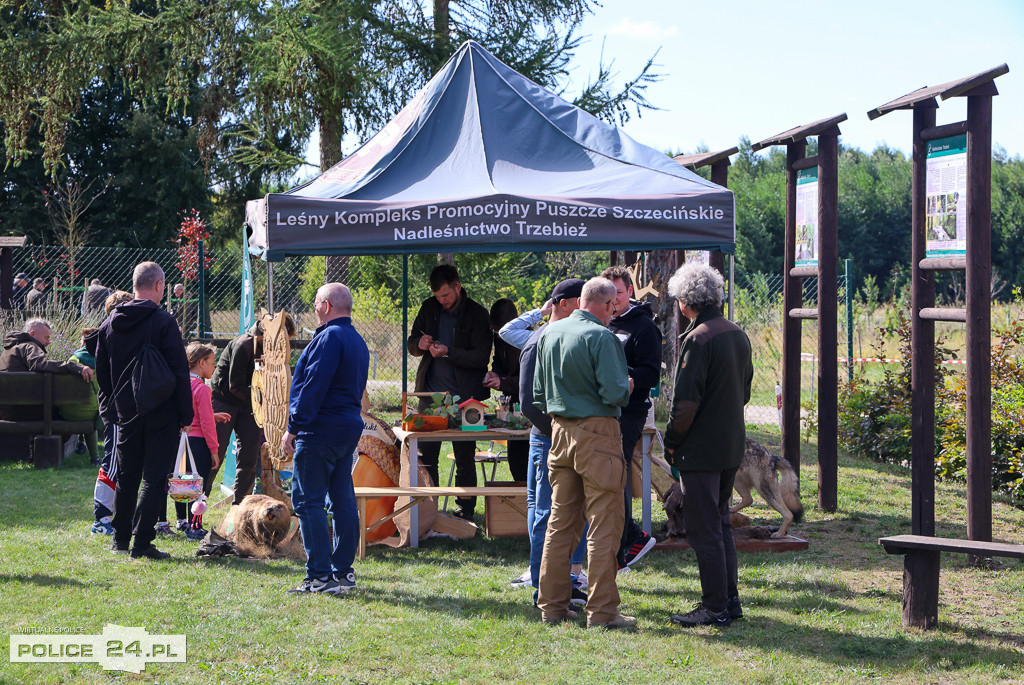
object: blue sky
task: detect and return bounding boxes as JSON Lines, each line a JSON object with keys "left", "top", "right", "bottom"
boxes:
{"left": 567, "top": 0, "right": 1024, "bottom": 158}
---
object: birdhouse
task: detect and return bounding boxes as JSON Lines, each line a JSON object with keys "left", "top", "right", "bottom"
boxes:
{"left": 459, "top": 399, "right": 488, "bottom": 431}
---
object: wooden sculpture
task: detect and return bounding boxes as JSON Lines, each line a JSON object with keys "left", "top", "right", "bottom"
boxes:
{"left": 255, "top": 311, "right": 293, "bottom": 507}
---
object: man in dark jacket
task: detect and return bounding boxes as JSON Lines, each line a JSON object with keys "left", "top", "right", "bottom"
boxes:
{"left": 11, "top": 273, "right": 30, "bottom": 309}
{"left": 663, "top": 263, "right": 753, "bottom": 628}
{"left": 406, "top": 264, "right": 491, "bottom": 519}
{"left": 601, "top": 266, "right": 661, "bottom": 570}
{"left": 210, "top": 314, "right": 295, "bottom": 504}
{"left": 25, "top": 278, "right": 48, "bottom": 310}
{"left": 281, "top": 283, "right": 368, "bottom": 595}
{"left": 81, "top": 278, "right": 111, "bottom": 319}
{"left": 0, "top": 318, "right": 93, "bottom": 421}
{"left": 95, "top": 261, "right": 193, "bottom": 560}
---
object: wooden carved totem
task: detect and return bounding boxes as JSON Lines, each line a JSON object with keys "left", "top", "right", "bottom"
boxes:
{"left": 253, "top": 311, "right": 293, "bottom": 507}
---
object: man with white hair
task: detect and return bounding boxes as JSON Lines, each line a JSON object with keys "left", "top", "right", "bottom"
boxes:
{"left": 281, "top": 282, "right": 369, "bottom": 595}
{"left": 95, "top": 261, "right": 193, "bottom": 560}
{"left": 533, "top": 276, "right": 635, "bottom": 629}
{"left": 664, "top": 263, "right": 753, "bottom": 628}
{"left": 0, "top": 318, "right": 93, "bottom": 422}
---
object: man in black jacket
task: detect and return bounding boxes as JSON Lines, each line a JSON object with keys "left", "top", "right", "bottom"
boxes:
{"left": 601, "top": 266, "right": 661, "bottom": 570}
{"left": 95, "top": 262, "right": 193, "bottom": 560}
{"left": 406, "top": 264, "right": 491, "bottom": 519}
{"left": 210, "top": 314, "right": 295, "bottom": 504}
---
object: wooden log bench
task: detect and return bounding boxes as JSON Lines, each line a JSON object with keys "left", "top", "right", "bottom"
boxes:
{"left": 354, "top": 486, "right": 526, "bottom": 560}
{"left": 0, "top": 371, "right": 95, "bottom": 468}
{"left": 879, "top": 534, "right": 1024, "bottom": 629}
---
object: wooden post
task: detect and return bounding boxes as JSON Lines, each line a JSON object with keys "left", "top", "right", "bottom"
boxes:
{"left": 709, "top": 160, "right": 729, "bottom": 276}
{"left": 0, "top": 248, "right": 12, "bottom": 309}
{"left": 816, "top": 131, "right": 839, "bottom": 512}
{"left": 782, "top": 142, "right": 805, "bottom": 482}
{"left": 902, "top": 550, "right": 941, "bottom": 629}
{"left": 965, "top": 92, "right": 993, "bottom": 543}
{"left": 910, "top": 103, "right": 937, "bottom": 537}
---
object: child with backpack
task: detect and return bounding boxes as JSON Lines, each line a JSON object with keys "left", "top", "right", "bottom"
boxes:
{"left": 175, "top": 342, "right": 229, "bottom": 540}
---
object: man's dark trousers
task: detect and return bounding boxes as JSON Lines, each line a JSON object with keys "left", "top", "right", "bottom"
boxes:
{"left": 618, "top": 411, "right": 646, "bottom": 548}
{"left": 419, "top": 440, "right": 477, "bottom": 511}
{"left": 211, "top": 398, "right": 262, "bottom": 504}
{"left": 112, "top": 405, "right": 179, "bottom": 552}
{"left": 679, "top": 467, "right": 739, "bottom": 613}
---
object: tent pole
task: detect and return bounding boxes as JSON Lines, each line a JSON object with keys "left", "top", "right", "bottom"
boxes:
{"left": 728, "top": 254, "right": 735, "bottom": 321}
{"left": 267, "top": 261, "right": 275, "bottom": 313}
{"left": 402, "top": 255, "right": 409, "bottom": 395}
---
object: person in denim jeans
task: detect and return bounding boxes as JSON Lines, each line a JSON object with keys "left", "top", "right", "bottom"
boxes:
{"left": 281, "top": 283, "right": 369, "bottom": 595}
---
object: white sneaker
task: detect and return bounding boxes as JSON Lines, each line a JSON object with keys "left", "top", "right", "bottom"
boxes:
{"left": 510, "top": 568, "right": 532, "bottom": 587}
{"left": 572, "top": 571, "right": 588, "bottom": 590}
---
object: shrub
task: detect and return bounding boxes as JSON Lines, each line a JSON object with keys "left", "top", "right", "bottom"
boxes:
{"left": 936, "top": 287, "right": 1024, "bottom": 504}
{"left": 838, "top": 308, "right": 951, "bottom": 465}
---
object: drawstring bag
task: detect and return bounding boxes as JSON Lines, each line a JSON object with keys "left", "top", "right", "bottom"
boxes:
{"left": 168, "top": 432, "right": 204, "bottom": 503}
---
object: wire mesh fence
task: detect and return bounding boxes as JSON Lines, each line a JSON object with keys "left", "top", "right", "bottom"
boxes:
{"left": 5, "top": 245, "right": 852, "bottom": 423}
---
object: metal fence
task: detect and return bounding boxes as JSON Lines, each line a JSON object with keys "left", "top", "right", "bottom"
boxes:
{"left": 6, "top": 245, "right": 850, "bottom": 422}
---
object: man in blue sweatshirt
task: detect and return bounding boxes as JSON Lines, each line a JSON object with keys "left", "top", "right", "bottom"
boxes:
{"left": 281, "top": 283, "right": 369, "bottom": 595}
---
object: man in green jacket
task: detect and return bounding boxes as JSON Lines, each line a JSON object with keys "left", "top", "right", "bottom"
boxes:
{"left": 663, "top": 263, "right": 753, "bottom": 628}
{"left": 533, "top": 276, "right": 635, "bottom": 629}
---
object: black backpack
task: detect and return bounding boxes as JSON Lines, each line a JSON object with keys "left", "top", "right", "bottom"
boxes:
{"left": 113, "top": 314, "right": 176, "bottom": 417}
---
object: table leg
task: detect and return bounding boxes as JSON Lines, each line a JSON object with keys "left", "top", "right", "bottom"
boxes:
{"left": 642, "top": 432, "right": 652, "bottom": 535}
{"left": 409, "top": 436, "right": 419, "bottom": 549}
{"left": 357, "top": 497, "right": 367, "bottom": 561}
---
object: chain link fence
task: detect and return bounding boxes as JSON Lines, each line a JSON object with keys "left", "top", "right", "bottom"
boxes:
{"left": 5, "top": 245, "right": 851, "bottom": 423}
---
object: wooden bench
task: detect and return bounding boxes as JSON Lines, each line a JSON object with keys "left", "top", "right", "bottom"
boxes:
{"left": 879, "top": 534, "right": 1024, "bottom": 629}
{"left": 0, "top": 371, "right": 95, "bottom": 468}
{"left": 354, "top": 486, "right": 526, "bottom": 560}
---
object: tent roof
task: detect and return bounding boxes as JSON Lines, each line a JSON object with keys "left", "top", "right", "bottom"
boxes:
{"left": 247, "top": 40, "right": 734, "bottom": 261}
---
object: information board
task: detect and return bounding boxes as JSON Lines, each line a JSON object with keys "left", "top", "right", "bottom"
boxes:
{"left": 795, "top": 167, "right": 819, "bottom": 267}
{"left": 925, "top": 134, "right": 967, "bottom": 257}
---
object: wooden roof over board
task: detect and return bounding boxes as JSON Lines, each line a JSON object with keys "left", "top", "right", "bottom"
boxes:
{"left": 673, "top": 147, "right": 739, "bottom": 170}
{"left": 751, "top": 113, "right": 847, "bottom": 152}
{"left": 867, "top": 64, "right": 1009, "bottom": 120}
{"left": 0, "top": 236, "right": 27, "bottom": 248}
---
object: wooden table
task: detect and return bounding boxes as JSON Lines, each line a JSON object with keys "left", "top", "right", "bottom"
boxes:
{"left": 393, "top": 425, "right": 658, "bottom": 547}
{"left": 394, "top": 427, "right": 530, "bottom": 548}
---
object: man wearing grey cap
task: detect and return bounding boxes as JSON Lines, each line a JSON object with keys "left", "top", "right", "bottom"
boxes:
{"left": 12, "top": 273, "right": 30, "bottom": 309}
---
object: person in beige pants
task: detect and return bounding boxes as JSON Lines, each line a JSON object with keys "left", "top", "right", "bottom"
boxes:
{"left": 533, "top": 277, "right": 635, "bottom": 629}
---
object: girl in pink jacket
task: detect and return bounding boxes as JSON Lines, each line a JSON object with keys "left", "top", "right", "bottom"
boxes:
{"left": 177, "top": 342, "right": 229, "bottom": 539}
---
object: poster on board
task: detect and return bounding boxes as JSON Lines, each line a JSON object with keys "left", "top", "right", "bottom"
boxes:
{"left": 795, "top": 167, "right": 818, "bottom": 267}
{"left": 925, "top": 135, "right": 967, "bottom": 257}
{"left": 685, "top": 250, "right": 710, "bottom": 266}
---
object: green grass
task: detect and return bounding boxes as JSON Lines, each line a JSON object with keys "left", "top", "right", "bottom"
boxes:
{"left": 2, "top": 434, "right": 1022, "bottom": 684}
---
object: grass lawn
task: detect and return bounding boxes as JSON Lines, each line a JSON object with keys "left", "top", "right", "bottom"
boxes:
{"left": 2, "top": 433, "right": 1022, "bottom": 684}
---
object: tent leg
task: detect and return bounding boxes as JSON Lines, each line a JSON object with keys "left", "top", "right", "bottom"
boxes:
{"left": 402, "top": 255, "right": 409, "bottom": 396}
{"left": 267, "top": 262, "right": 275, "bottom": 313}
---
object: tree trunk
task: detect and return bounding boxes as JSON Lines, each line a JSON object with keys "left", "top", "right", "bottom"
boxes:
{"left": 321, "top": 112, "right": 349, "bottom": 285}
{"left": 647, "top": 249, "right": 683, "bottom": 376}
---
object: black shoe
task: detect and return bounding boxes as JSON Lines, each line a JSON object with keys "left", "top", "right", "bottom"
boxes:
{"left": 618, "top": 530, "right": 657, "bottom": 571}
{"left": 111, "top": 540, "right": 129, "bottom": 554}
{"left": 728, "top": 596, "right": 743, "bottom": 620}
{"left": 130, "top": 545, "right": 170, "bottom": 560}
{"left": 670, "top": 602, "right": 731, "bottom": 627}
{"left": 533, "top": 586, "right": 588, "bottom": 608}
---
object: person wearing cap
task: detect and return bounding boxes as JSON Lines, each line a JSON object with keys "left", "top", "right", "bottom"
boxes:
{"left": 533, "top": 276, "right": 635, "bottom": 629}
{"left": 12, "top": 273, "right": 30, "bottom": 309}
{"left": 503, "top": 277, "right": 590, "bottom": 608}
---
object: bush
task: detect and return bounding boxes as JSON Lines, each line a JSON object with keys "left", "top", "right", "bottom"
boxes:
{"left": 936, "top": 287, "right": 1024, "bottom": 504}
{"left": 838, "top": 308, "right": 951, "bottom": 465}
